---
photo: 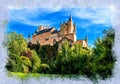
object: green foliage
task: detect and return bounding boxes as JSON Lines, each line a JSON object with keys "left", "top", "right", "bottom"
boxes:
{"left": 51, "top": 28, "right": 115, "bottom": 79}
{"left": 20, "top": 50, "right": 41, "bottom": 73}
{"left": 5, "top": 32, "right": 42, "bottom": 73}
{"left": 93, "top": 28, "right": 115, "bottom": 79}
{"left": 38, "top": 44, "right": 58, "bottom": 63}
{"left": 39, "top": 64, "right": 50, "bottom": 73}
{"left": 5, "top": 32, "right": 27, "bottom": 56}
{"left": 21, "top": 56, "right": 31, "bottom": 67}
{"left": 22, "top": 65, "right": 29, "bottom": 73}
{"left": 28, "top": 41, "right": 58, "bottom": 65}
{"left": 5, "top": 32, "right": 28, "bottom": 72}
{"left": 21, "top": 56, "right": 32, "bottom": 73}
{"left": 31, "top": 50, "right": 41, "bottom": 72}
{"left": 6, "top": 54, "right": 23, "bottom": 72}
{"left": 52, "top": 41, "right": 93, "bottom": 76}
{"left": 5, "top": 28, "right": 115, "bottom": 80}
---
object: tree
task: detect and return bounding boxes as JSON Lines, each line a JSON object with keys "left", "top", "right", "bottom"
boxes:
{"left": 5, "top": 54, "right": 23, "bottom": 72}
{"left": 21, "top": 56, "right": 32, "bottom": 73}
{"left": 5, "top": 32, "right": 27, "bottom": 56}
{"left": 93, "top": 28, "right": 116, "bottom": 79}
{"left": 5, "top": 32, "right": 27, "bottom": 72}
{"left": 5, "top": 32, "right": 42, "bottom": 73}
{"left": 51, "top": 41, "right": 93, "bottom": 75}
{"left": 31, "top": 50, "right": 41, "bottom": 72}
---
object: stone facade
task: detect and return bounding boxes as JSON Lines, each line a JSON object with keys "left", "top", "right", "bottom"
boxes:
{"left": 28, "top": 15, "right": 88, "bottom": 48}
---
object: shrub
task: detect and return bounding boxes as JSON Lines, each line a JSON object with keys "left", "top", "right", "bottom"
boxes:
{"left": 39, "top": 64, "right": 50, "bottom": 73}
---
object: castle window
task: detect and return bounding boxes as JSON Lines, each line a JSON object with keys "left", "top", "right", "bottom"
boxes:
{"left": 45, "top": 38, "right": 49, "bottom": 41}
{"left": 36, "top": 41, "right": 39, "bottom": 43}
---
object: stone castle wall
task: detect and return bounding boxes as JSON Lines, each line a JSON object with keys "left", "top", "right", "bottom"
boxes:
{"left": 30, "top": 15, "right": 87, "bottom": 47}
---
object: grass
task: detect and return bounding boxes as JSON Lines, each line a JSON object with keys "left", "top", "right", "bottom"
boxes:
{"left": 7, "top": 72, "right": 53, "bottom": 79}
{"left": 7, "top": 72, "right": 81, "bottom": 80}
{"left": 7, "top": 72, "right": 102, "bottom": 84}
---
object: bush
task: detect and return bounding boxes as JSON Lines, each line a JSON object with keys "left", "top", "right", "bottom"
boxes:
{"left": 31, "top": 50, "right": 41, "bottom": 72}
{"left": 39, "top": 64, "right": 50, "bottom": 73}
{"left": 51, "top": 41, "right": 93, "bottom": 75}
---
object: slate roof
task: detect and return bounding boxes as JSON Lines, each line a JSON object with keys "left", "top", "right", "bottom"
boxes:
{"left": 35, "top": 28, "right": 59, "bottom": 35}
{"left": 52, "top": 30, "right": 60, "bottom": 34}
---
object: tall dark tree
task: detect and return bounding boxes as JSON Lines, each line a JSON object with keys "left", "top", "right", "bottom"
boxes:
{"left": 93, "top": 28, "right": 116, "bottom": 79}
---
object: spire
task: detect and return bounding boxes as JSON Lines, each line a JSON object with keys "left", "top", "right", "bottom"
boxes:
{"left": 28, "top": 33, "right": 30, "bottom": 38}
{"left": 85, "top": 36, "right": 88, "bottom": 43}
{"left": 28, "top": 33, "right": 31, "bottom": 43}
{"left": 69, "top": 14, "right": 72, "bottom": 21}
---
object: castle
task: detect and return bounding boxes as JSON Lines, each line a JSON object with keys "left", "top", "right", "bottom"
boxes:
{"left": 28, "top": 15, "right": 88, "bottom": 48}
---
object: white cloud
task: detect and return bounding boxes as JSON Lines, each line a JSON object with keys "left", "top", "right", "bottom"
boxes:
{"left": 73, "top": 8, "right": 111, "bottom": 26}
{"left": 8, "top": 7, "right": 111, "bottom": 29}
{"left": 10, "top": 15, "right": 54, "bottom": 27}
{"left": 9, "top": 8, "right": 56, "bottom": 26}
{"left": 77, "top": 22, "right": 92, "bottom": 29}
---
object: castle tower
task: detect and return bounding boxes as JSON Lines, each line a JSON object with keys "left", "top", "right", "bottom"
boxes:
{"left": 59, "top": 15, "right": 76, "bottom": 42}
{"left": 69, "top": 14, "right": 72, "bottom": 21}
{"left": 85, "top": 36, "right": 88, "bottom": 43}
{"left": 73, "top": 23, "right": 76, "bottom": 34}
{"left": 67, "top": 15, "right": 73, "bottom": 34}
{"left": 73, "top": 23, "right": 77, "bottom": 42}
{"left": 27, "top": 33, "right": 30, "bottom": 43}
{"left": 85, "top": 36, "right": 88, "bottom": 47}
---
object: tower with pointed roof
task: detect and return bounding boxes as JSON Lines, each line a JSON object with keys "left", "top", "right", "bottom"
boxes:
{"left": 59, "top": 15, "right": 76, "bottom": 42}
{"left": 68, "top": 14, "right": 75, "bottom": 34}
{"left": 27, "top": 33, "right": 30, "bottom": 43}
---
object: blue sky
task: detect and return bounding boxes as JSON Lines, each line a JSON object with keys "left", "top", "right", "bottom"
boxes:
{"left": 7, "top": 8, "right": 112, "bottom": 46}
